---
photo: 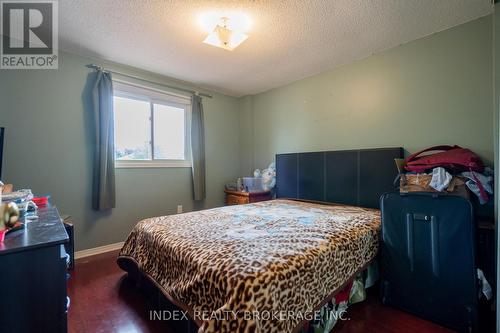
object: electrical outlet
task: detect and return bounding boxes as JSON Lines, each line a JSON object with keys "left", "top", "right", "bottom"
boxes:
{"left": 177, "top": 205, "right": 183, "bottom": 214}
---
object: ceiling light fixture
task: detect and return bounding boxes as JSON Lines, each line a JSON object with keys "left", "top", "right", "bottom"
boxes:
{"left": 203, "top": 17, "right": 249, "bottom": 51}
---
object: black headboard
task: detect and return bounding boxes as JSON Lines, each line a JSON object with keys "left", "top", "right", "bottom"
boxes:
{"left": 276, "top": 147, "right": 403, "bottom": 208}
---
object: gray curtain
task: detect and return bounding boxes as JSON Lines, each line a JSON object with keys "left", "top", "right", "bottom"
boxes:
{"left": 91, "top": 70, "right": 116, "bottom": 210}
{"left": 191, "top": 94, "right": 206, "bottom": 200}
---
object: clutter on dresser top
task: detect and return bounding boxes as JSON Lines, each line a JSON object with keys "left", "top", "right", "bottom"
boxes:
{"left": 0, "top": 183, "right": 52, "bottom": 242}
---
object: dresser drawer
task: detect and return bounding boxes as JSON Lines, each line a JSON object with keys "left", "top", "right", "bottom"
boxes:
{"left": 226, "top": 194, "right": 249, "bottom": 205}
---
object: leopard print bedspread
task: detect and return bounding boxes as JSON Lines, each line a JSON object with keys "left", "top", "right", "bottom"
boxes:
{"left": 119, "top": 199, "right": 380, "bottom": 333}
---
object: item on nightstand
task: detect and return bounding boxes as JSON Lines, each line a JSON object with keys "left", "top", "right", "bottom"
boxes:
{"left": 261, "top": 162, "right": 276, "bottom": 190}
{"left": 242, "top": 177, "right": 263, "bottom": 192}
{"left": 252, "top": 163, "right": 276, "bottom": 191}
{"left": 236, "top": 178, "right": 244, "bottom": 191}
{"left": 224, "top": 183, "right": 238, "bottom": 191}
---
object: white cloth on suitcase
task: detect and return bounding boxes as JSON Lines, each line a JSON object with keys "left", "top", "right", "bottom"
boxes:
{"left": 429, "top": 167, "right": 452, "bottom": 192}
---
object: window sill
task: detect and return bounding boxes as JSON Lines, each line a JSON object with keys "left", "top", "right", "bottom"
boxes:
{"left": 115, "top": 160, "right": 192, "bottom": 168}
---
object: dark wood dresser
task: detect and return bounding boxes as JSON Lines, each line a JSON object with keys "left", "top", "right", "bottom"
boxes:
{"left": 224, "top": 189, "right": 272, "bottom": 205}
{"left": 0, "top": 206, "right": 69, "bottom": 333}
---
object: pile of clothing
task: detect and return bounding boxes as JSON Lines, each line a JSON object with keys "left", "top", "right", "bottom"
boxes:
{"left": 399, "top": 146, "right": 493, "bottom": 204}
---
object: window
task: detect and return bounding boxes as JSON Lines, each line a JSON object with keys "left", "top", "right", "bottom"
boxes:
{"left": 113, "top": 81, "right": 191, "bottom": 168}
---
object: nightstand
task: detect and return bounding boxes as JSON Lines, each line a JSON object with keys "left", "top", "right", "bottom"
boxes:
{"left": 224, "top": 190, "right": 272, "bottom": 205}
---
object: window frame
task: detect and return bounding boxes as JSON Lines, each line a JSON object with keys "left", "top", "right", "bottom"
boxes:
{"left": 113, "top": 80, "right": 192, "bottom": 169}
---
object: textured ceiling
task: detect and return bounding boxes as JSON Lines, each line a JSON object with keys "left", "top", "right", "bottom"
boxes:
{"left": 59, "top": 0, "right": 492, "bottom": 97}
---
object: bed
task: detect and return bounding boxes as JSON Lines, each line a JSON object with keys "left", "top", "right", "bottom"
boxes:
{"left": 118, "top": 147, "right": 403, "bottom": 333}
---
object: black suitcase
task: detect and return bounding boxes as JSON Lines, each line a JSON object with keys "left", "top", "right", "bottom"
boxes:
{"left": 380, "top": 192, "right": 478, "bottom": 332}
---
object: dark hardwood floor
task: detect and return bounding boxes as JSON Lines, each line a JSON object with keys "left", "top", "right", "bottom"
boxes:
{"left": 68, "top": 251, "right": 455, "bottom": 333}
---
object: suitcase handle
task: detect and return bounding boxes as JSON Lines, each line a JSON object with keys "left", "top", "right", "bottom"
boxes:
{"left": 413, "top": 213, "right": 430, "bottom": 221}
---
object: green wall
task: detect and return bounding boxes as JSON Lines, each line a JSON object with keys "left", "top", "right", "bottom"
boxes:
{"left": 239, "top": 16, "right": 494, "bottom": 174}
{"left": 0, "top": 51, "right": 241, "bottom": 251}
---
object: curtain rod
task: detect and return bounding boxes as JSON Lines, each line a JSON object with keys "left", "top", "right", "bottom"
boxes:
{"left": 86, "top": 64, "right": 213, "bottom": 98}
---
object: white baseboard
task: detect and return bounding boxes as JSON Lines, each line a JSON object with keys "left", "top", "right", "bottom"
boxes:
{"left": 75, "top": 241, "right": 125, "bottom": 260}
